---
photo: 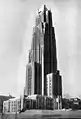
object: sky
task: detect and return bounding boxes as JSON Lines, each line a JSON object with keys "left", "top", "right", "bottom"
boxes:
{"left": 0, "top": 0, "right": 81, "bottom": 97}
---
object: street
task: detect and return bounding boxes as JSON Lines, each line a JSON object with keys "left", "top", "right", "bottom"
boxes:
{"left": 0, "top": 110, "right": 81, "bottom": 119}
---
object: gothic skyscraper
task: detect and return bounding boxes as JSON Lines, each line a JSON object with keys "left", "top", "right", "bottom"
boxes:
{"left": 25, "top": 5, "right": 62, "bottom": 100}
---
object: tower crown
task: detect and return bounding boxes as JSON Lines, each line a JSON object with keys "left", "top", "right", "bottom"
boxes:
{"left": 37, "top": 5, "right": 48, "bottom": 15}
{"left": 35, "top": 5, "right": 51, "bottom": 26}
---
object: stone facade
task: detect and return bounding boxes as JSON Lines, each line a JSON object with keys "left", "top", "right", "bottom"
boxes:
{"left": 25, "top": 5, "right": 62, "bottom": 110}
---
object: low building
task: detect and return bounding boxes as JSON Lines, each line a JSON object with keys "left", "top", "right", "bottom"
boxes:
{"left": 23, "top": 95, "right": 55, "bottom": 110}
{"left": 3, "top": 97, "right": 21, "bottom": 113}
{"left": 3, "top": 100, "right": 10, "bottom": 113}
{"left": 9, "top": 98, "right": 21, "bottom": 113}
{"left": 0, "top": 95, "right": 15, "bottom": 113}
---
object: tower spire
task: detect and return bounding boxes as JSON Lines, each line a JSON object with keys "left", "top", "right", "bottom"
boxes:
{"left": 44, "top": 5, "right": 47, "bottom": 22}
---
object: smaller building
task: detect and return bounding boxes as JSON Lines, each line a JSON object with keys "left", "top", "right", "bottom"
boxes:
{"left": 3, "top": 97, "right": 21, "bottom": 113}
{"left": 9, "top": 98, "right": 21, "bottom": 113}
{"left": 3, "top": 100, "right": 10, "bottom": 113}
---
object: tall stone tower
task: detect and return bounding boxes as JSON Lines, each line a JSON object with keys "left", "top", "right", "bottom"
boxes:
{"left": 25, "top": 5, "right": 62, "bottom": 103}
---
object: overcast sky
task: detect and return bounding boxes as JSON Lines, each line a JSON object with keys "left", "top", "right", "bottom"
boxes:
{"left": 0, "top": 0, "right": 81, "bottom": 97}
